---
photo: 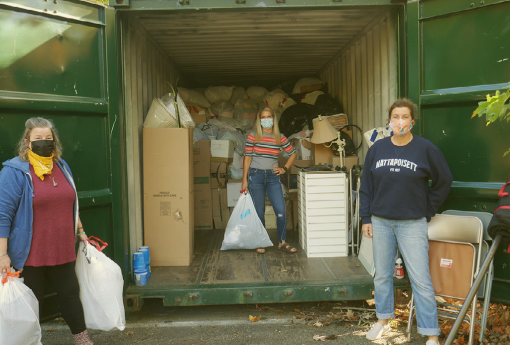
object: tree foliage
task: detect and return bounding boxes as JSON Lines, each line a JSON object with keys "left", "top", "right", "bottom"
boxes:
{"left": 471, "top": 87, "right": 510, "bottom": 156}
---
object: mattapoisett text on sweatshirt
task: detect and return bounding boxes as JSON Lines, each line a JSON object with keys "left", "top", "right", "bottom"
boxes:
{"left": 359, "top": 135, "right": 453, "bottom": 224}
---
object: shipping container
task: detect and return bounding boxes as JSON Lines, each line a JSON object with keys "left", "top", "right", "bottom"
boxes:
{"left": 0, "top": 0, "right": 509, "bottom": 317}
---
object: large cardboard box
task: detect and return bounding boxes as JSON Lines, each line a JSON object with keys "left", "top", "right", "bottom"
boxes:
{"left": 194, "top": 184, "right": 213, "bottom": 230}
{"left": 312, "top": 144, "right": 334, "bottom": 165}
{"left": 212, "top": 188, "right": 230, "bottom": 229}
{"left": 211, "top": 140, "right": 234, "bottom": 162}
{"left": 193, "top": 140, "right": 211, "bottom": 181}
{"left": 143, "top": 128, "right": 194, "bottom": 266}
{"left": 331, "top": 155, "right": 359, "bottom": 170}
{"left": 278, "top": 156, "right": 312, "bottom": 174}
{"left": 291, "top": 138, "right": 313, "bottom": 160}
{"left": 187, "top": 105, "right": 207, "bottom": 125}
{"left": 193, "top": 141, "right": 213, "bottom": 230}
{"left": 210, "top": 162, "right": 228, "bottom": 188}
{"left": 227, "top": 180, "right": 243, "bottom": 207}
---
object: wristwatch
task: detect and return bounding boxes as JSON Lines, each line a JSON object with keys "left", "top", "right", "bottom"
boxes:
{"left": 282, "top": 166, "right": 288, "bottom": 173}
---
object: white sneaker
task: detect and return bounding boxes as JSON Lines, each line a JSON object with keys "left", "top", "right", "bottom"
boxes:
{"left": 425, "top": 340, "right": 439, "bottom": 345}
{"left": 366, "top": 322, "right": 391, "bottom": 340}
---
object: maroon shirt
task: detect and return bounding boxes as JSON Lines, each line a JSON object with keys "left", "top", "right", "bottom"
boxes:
{"left": 25, "top": 164, "right": 76, "bottom": 267}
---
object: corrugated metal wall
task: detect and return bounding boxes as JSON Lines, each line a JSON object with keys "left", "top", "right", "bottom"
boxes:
{"left": 320, "top": 12, "right": 398, "bottom": 163}
{"left": 121, "top": 17, "right": 181, "bottom": 253}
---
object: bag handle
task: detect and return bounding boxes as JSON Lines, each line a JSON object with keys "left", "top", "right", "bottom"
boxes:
{"left": 498, "top": 178, "right": 510, "bottom": 197}
{"left": 88, "top": 236, "right": 108, "bottom": 252}
{"left": 1, "top": 271, "right": 20, "bottom": 285}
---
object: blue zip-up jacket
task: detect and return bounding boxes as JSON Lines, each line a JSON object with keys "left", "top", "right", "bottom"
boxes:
{"left": 0, "top": 156, "right": 79, "bottom": 270}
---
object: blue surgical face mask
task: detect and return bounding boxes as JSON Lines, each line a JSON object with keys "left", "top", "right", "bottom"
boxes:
{"left": 260, "top": 118, "right": 274, "bottom": 129}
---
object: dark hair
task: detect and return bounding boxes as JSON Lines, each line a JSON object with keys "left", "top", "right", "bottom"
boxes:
{"left": 388, "top": 98, "right": 417, "bottom": 120}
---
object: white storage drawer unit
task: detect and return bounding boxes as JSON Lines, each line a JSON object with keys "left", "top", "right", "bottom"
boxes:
{"left": 298, "top": 171, "right": 349, "bottom": 257}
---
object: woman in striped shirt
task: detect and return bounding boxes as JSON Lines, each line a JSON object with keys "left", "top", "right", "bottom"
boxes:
{"left": 242, "top": 107, "right": 298, "bottom": 253}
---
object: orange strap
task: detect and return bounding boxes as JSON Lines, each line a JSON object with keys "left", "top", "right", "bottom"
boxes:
{"left": 2, "top": 271, "right": 21, "bottom": 285}
{"left": 88, "top": 236, "right": 108, "bottom": 252}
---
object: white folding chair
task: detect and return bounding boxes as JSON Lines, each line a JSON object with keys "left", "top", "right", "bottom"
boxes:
{"left": 406, "top": 214, "right": 484, "bottom": 345}
{"left": 442, "top": 210, "right": 494, "bottom": 343}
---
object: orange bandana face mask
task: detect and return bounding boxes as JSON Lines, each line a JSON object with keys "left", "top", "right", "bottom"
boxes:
{"left": 27, "top": 150, "right": 54, "bottom": 181}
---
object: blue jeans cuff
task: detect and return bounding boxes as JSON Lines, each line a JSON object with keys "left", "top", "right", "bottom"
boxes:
{"left": 376, "top": 312, "right": 395, "bottom": 320}
{"left": 417, "top": 327, "right": 440, "bottom": 336}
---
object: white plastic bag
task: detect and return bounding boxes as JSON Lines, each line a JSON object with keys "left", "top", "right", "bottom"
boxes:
{"left": 364, "top": 126, "right": 392, "bottom": 148}
{"left": 205, "top": 86, "right": 235, "bottom": 104}
{"left": 177, "top": 87, "right": 211, "bottom": 108}
{"left": 0, "top": 271, "right": 42, "bottom": 345}
{"left": 76, "top": 238, "right": 126, "bottom": 331}
{"left": 246, "top": 86, "right": 268, "bottom": 103}
{"left": 293, "top": 77, "right": 323, "bottom": 94}
{"left": 221, "top": 192, "right": 273, "bottom": 250}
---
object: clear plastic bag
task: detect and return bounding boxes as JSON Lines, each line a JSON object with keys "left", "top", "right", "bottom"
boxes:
{"left": 194, "top": 123, "right": 219, "bottom": 141}
{"left": 211, "top": 101, "right": 235, "bottom": 118}
{"left": 76, "top": 238, "right": 126, "bottom": 331}
{"left": 0, "top": 271, "right": 42, "bottom": 345}
{"left": 221, "top": 192, "right": 273, "bottom": 250}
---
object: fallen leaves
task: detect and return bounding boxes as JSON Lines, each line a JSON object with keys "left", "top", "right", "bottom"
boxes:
{"left": 125, "top": 331, "right": 135, "bottom": 335}
{"left": 249, "top": 315, "right": 261, "bottom": 322}
{"left": 313, "top": 335, "right": 326, "bottom": 341}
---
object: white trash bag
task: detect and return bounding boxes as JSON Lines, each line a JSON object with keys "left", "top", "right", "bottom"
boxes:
{"left": 221, "top": 192, "right": 273, "bottom": 250}
{"left": 76, "top": 237, "right": 126, "bottom": 331}
{"left": 0, "top": 271, "right": 42, "bottom": 345}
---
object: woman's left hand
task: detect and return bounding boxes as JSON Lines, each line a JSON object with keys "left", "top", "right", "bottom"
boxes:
{"left": 78, "top": 232, "right": 88, "bottom": 243}
{"left": 273, "top": 166, "right": 285, "bottom": 176}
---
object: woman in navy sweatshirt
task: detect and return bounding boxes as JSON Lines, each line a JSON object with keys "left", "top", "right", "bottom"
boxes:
{"left": 360, "top": 99, "right": 453, "bottom": 345}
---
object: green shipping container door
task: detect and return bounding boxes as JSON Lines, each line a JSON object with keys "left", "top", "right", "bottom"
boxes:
{"left": 0, "top": 0, "right": 128, "bottom": 319}
{"left": 407, "top": 0, "right": 510, "bottom": 304}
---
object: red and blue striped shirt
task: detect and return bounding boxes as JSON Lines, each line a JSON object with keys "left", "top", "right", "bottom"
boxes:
{"left": 245, "top": 132, "right": 295, "bottom": 170}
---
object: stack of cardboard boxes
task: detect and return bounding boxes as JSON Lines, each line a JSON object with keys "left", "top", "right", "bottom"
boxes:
{"left": 193, "top": 140, "right": 234, "bottom": 230}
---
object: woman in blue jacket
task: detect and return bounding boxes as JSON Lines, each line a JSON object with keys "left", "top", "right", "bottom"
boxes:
{"left": 0, "top": 118, "right": 94, "bottom": 345}
{"left": 360, "top": 99, "right": 453, "bottom": 345}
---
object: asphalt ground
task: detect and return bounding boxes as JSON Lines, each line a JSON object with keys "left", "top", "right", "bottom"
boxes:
{"left": 40, "top": 299, "right": 433, "bottom": 345}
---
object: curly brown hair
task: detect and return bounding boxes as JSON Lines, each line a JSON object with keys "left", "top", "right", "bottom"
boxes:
{"left": 17, "top": 117, "right": 63, "bottom": 162}
{"left": 388, "top": 98, "right": 418, "bottom": 120}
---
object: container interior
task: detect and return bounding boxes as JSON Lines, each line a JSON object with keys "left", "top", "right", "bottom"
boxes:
{"left": 120, "top": 7, "right": 401, "bottom": 288}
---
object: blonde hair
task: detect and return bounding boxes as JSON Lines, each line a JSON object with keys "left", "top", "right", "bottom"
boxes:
{"left": 17, "top": 117, "right": 63, "bottom": 162}
{"left": 254, "top": 107, "right": 281, "bottom": 145}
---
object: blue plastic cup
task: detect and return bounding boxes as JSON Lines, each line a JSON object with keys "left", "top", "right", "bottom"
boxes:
{"left": 133, "top": 252, "right": 145, "bottom": 270}
{"left": 139, "top": 247, "right": 150, "bottom": 265}
{"left": 134, "top": 268, "right": 147, "bottom": 286}
{"left": 139, "top": 246, "right": 150, "bottom": 262}
{"left": 146, "top": 264, "right": 151, "bottom": 278}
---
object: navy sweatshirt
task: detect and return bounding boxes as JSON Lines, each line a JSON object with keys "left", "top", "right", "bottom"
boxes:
{"left": 360, "top": 135, "right": 453, "bottom": 224}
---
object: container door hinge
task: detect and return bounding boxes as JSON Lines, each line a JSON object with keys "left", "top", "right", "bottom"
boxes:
{"left": 236, "top": 0, "right": 246, "bottom": 3}
{"left": 179, "top": 0, "right": 190, "bottom": 5}
{"left": 189, "top": 293, "right": 199, "bottom": 301}
{"left": 276, "top": 0, "right": 286, "bottom": 3}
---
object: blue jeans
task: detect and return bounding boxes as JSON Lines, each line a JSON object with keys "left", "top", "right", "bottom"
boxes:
{"left": 371, "top": 216, "right": 440, "bottom": 336}
{"left": 248, "top": 168, "right": 287, "bottom": 244}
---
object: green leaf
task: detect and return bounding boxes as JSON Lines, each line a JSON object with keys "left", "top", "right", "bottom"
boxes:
{"left": 504, "top": 148, "right": 510, "bottom": 157}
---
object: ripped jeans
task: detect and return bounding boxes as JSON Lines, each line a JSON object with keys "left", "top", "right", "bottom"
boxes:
{"left": 248, "top": 168, "right": 287, "bottom": 244}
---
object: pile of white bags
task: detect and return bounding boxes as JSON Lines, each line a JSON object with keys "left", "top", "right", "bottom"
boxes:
{"left": 292, "top": 77, "right": 323, "bottom": 94}
{"left": 76, "top": 238, "right": 126, "bottom": 331}
{"left": 177, "top": 87, "right": 211, "bottom": 108}
{"left": 0, "top": 271, "right": 42, "bottom": 345}
{"left": 205, "top": 86, "right": 235, "bottom": 104}
{"left": 246, "top": 86, "right": 268, "bottom": 103}
{"left": 221, "top": 192, "right": 273, "bottom": 250}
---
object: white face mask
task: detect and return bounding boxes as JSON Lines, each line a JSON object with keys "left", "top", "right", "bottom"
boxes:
{"left": 260, "top": 118, "right": 274, "bottom": 129}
